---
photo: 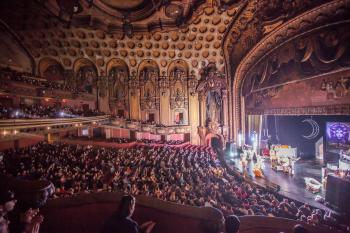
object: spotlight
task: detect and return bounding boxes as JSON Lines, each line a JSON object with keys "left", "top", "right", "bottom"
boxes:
{"left": 60, "top": 112, "right": 65, "bottom": 117}
{"left": 2, "top": 130, "right": 8, "bottom": 136}
{"left": 13, "top": 130, "right": 18, "bottom": 135}
{"left": 47, "top": 126, "right": 51, "bottom": 130}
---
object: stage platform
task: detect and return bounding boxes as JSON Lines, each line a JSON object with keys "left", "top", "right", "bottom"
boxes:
{"left": 225, "top": 155, "right": 337, "bottom": 213}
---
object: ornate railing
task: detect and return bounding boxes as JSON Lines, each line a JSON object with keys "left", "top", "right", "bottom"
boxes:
{"left": 0, "top": 115, "right": 110, "bottom": 131}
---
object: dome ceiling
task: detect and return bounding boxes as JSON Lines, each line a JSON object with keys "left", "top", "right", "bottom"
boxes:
{"left": 40, "top": 0, "right": 237, "bottom": 35}
{"left": 99, "top": 0, "right": 145, "bottom": 10}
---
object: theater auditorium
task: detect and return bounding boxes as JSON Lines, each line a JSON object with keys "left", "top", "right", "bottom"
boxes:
{"left": 0, "top": 0, "right": 350, "bottom": 233}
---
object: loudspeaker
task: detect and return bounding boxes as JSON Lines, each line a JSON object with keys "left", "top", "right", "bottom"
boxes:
{"left": 326, "top": 175, "right": 350, "bottom": 213}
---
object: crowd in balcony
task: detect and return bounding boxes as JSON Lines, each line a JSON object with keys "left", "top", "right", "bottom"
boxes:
{"left": 0, "top": 104, "right": 104, "bottom": 119}
{"left": 0, "top": 68, "right": 77, "bottom": 93}
{"left": 0, "top": 142, "right": 346, "bottom": 232}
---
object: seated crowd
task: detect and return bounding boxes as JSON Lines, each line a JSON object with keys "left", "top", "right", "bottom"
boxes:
{"left": 0, "top": 142, "right": 345, "bottom": 232}
{"left": 0, "top": 104, "right": 103, "bottom": 119}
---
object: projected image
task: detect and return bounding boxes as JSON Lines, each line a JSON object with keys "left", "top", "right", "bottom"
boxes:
{"left": 326, "top": 122, "right": 350, "bottom": 149}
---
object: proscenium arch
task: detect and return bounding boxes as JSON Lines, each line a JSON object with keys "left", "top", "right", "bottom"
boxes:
{"left": 106, "top": 58, "right": 130, "bottom": 76}
{"left": 38, "top": 57, "right": 64, "bottom": 77}
{"left": 231, "top": 0, "right": 350, "bottom": 141}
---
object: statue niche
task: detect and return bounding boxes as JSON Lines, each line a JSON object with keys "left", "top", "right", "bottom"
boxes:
{"left": 197, "top": 62, "right": 226, "bottom": 134}
{"left": 205, "top": 91, "right": 222, "bottom": 130}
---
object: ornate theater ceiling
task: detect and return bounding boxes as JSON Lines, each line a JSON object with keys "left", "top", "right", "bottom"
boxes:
{"left": 0, "top": 0, "right": 241, "bottom": 76}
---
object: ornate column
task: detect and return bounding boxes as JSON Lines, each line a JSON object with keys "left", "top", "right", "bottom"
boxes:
{"left": 197, "top": 94, "right": 207, "bottom": 145}
{"left": 198, "top": 94, "right": 206, "bottom": 127}
{"left": 222, "top": 89, "right": 229, "bottom": 142}
{"left": 188, "top": 75, "right": 200, "bottom": 144}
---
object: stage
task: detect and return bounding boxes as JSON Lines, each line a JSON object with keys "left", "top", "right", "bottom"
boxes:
{"left": 225, "top": 155, "right": 337, "bottom": 213}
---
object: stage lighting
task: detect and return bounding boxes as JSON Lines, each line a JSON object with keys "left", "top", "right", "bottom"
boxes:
{"left": 60, "top": 112, "right": 65, "bottom": 117}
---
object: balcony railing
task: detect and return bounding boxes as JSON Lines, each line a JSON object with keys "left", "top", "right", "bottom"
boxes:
{"left": 0, "top": 115, "right": 111, "bottom": 131}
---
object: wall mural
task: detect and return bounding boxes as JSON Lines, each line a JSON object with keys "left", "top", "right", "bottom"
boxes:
{"left": 108, "top": 66, "right": 129, "bottom": 110}
{"left": 76, "top": 66, "right": 97, "bottom": 94}
{"left": 243, "top": 25, "right": 350, "bottom": 114}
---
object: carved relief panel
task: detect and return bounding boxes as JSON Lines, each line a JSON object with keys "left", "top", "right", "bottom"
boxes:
{"left": 243, "top": 25, "right": 350, "bottom": 114}
{"left": 169, "top": 67, "right": 188, "bottom": 110}
{"left": 168, "top": 61, "right": 189, "bottom": 125}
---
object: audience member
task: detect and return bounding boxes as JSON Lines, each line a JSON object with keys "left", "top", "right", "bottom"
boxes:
{"left": 102, "top": 195, "right": 155, "bottom": 233}
{"left": 225, "top": 215, "right": 240, "bottom": 233}
{"left": 293, "top": 224, "right": 309, "bottom": 233}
